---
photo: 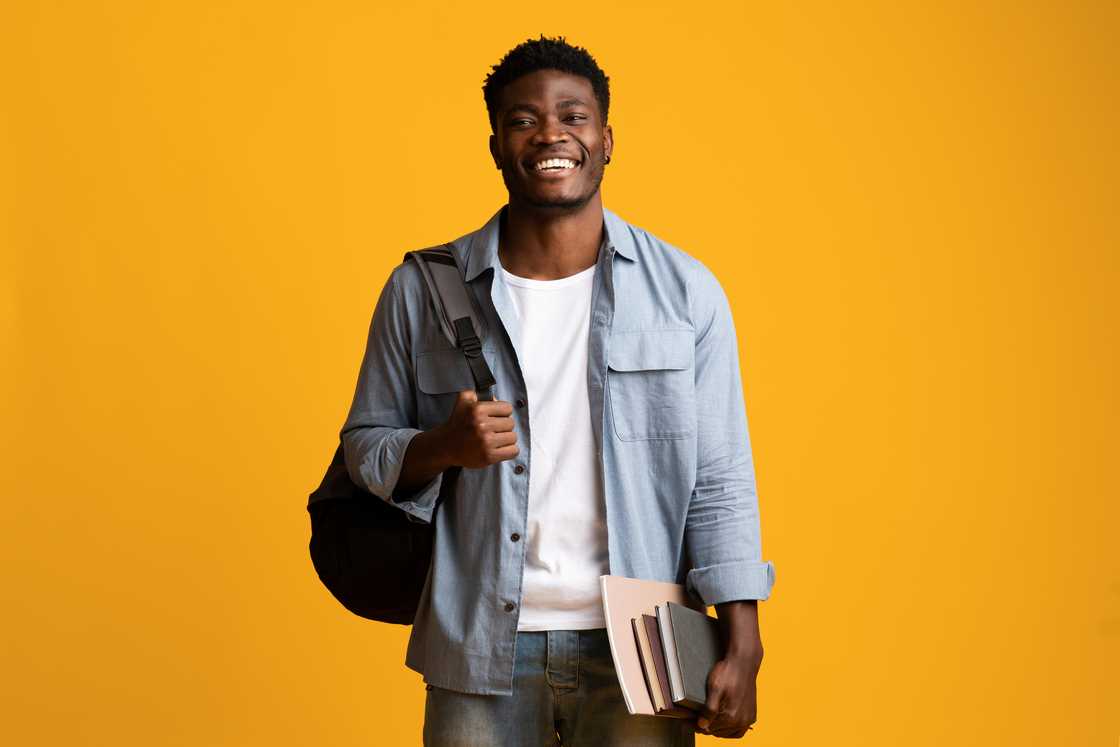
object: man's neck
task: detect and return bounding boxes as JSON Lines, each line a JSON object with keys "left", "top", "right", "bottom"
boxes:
{"left": 498, "top": 194, "right": 605, "bottom": 280}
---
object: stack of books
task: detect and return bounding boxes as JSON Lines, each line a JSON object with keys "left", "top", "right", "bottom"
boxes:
{"left": 599, "top": 575, "right": 725, "bottom": 718}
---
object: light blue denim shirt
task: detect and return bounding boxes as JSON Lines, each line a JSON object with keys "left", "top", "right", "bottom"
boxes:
{"left": 341, "top": 205, "right": 775, "bottom": 695}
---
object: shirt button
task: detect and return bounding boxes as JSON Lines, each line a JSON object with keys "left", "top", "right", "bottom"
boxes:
{"left": 515, "top": 399, "right": 525, "bottom": 409}
{"left": 504, "top": 602, "right": 516, "bottom": 612}
{"left": 510, "top": 533, "right": 520, "bottom": 542}
{"left": 513, "top": 464, "right": 525, "bottom": 474}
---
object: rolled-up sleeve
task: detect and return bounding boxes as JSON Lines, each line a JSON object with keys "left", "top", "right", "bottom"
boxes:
{"left": 340, "top": 265, "right": 443, "bottom": 524}
{"left": 683, "top": 261, "right": 776, "bottom": 605}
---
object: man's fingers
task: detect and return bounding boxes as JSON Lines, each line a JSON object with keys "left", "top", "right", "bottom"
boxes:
{"left": 479, "top": 416, "right": 516, "bottom": 433}
{"left": 490, "top": 444, "right": 520, "bottom": 461}
{"left": 487, "top": 431, "right": 517, "bottom": 448}
{"left": 697, "top": 671, "right": 724, "bottom": 732}
{"left": 699, "top": 704, "right": 719, "bottom": 722}
{"left": 474, "top": 399, "right": 514, "bottom": 417}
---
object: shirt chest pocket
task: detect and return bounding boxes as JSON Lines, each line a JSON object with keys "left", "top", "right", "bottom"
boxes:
{"left": 415, "top": 347, "right": 494, "bottom": 429}
{"left": 606, "top": 329, "right": 696, "bottom": 441}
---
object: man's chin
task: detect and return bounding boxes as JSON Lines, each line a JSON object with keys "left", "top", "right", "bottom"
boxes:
{"left": 526, "top": 195, "right": 591, "bottom": 210}
{"left": 518, "top": 187, "right": 598, "bottom": 211}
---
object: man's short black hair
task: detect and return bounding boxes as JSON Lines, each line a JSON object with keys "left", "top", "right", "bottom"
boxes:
{"left": 482, "top": 35, "right": 611, "bottom": 131}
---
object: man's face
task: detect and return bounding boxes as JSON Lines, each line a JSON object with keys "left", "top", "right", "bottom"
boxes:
{"left": 489, "top": 69, "right": 613, "bottom": 211}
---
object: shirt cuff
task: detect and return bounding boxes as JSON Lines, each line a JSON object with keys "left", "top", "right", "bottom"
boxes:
{"left": 357, "top": 428, "right": 443, "bottom": 525}
{"left": 391, "top": 474, "right": 442, "bottom": 524}
{"left": 686, "top": 560, "right": 776, "bottom": 606}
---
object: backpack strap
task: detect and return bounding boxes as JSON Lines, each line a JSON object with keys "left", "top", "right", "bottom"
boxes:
{"left": 404, "top": 245, "right": 496, "bottom": 401}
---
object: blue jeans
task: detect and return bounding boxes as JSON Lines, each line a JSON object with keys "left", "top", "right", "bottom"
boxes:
{"left": 422, "top": 628, "right": 697, "bottom": 746}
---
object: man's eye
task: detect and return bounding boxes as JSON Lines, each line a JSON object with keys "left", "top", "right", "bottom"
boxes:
{"left": 565, "top": 114, "right": 588, "bottom": 122}
{"left": 510, "top": 119, "right": 533, "bottom": 127}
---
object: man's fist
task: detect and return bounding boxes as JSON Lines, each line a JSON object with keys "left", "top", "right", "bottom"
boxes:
{"left": 439, "top": 390, "right": 520, "bottom": 469}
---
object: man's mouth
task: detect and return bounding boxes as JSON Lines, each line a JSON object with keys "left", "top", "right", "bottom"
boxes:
{"left": 532, "top": 157, "right": 580, "bottom": 172}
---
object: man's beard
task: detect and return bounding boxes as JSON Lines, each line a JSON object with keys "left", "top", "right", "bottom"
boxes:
{"left": 502, "top": 161, "right": 605, "bottom": 211}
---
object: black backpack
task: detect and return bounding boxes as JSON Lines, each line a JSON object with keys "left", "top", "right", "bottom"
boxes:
{"left": 307, "top": 244, "right": 495, "bottom": 624}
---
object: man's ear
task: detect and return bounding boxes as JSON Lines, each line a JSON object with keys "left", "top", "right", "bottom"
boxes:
{"left": 488, "top": 133, "right": 501, "bottom": 170}
{"left": 603, "top": 124, "right": 614, "bottom": 163}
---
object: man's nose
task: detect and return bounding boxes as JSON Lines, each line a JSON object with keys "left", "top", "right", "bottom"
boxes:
{"left": 531, "top": 117, "right": 568, "bottom": 144}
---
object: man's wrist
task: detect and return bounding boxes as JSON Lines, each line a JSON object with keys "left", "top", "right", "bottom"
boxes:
{"left": 414, "top": 425, "right": 458, "bottom": 473}
{"left": 394, "top": 426, "right": 457, "bottom": 500}
{"left": 715, "top": 599, "right": 764, "bottom": 662}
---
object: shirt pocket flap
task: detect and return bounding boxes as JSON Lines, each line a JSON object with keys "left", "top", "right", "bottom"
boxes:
{"left": 416, "top": 348, "right": 476, "bottom": 394}
{"left": 607, "top": 329, "right": 694, "bottom": 372}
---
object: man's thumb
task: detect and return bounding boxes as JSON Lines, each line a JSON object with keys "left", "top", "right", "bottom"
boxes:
{"left": 456, "top": 389, "right": 478, "bottom": 407}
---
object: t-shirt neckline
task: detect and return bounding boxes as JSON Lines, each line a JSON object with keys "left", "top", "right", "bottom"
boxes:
{"left": 500, "top": 262, "right": 597, "bottom": 290}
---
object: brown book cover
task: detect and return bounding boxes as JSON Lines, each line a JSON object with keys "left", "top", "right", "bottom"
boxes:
{"left": 632, "top": 617, "right": 665, "bottom": 711}
{"left": 643, "top": 614, "right": 695, "bottom": 717}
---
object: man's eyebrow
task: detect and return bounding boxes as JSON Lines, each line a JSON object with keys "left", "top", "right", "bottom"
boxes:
{"left": 504, "top": 98, "right": 591, "bottom": 116}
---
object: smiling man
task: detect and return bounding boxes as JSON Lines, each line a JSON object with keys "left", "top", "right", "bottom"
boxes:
{"left": 340, "top": 36, "right": 775, "bottom": 745}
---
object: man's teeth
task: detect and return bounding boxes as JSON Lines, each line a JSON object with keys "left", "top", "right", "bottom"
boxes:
{"left": 534, "top": 158, "right": 578, "bottom": 171}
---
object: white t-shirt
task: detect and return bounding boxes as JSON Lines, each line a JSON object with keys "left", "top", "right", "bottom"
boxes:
{"left": 500, "top": 261, "right": 610, "bottom": 631}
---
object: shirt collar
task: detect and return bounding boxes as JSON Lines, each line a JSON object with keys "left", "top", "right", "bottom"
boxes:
{"left": 462, "top": 204, "right": 637, "bottom": 282}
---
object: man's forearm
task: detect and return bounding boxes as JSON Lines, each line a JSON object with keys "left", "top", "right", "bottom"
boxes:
{"left": 715, "top": 599, "right": 763, "bottom": 660}
{"left": 394, "top": 426, "right": 455, "bottom": 497}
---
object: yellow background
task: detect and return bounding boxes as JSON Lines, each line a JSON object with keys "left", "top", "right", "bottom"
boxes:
{"left": 2, "top": 1, "right": 1117, "bottom": 745}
